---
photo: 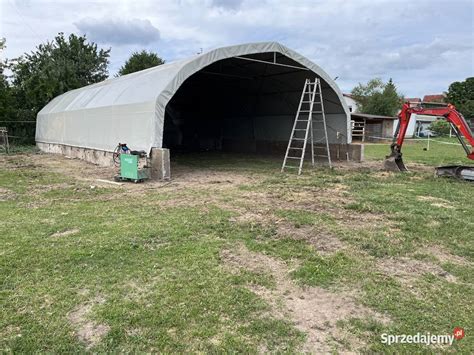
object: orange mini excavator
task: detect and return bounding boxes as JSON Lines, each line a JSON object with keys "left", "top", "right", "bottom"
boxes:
{"left": 384, "top": 102, "right": 474, "bottom": 181}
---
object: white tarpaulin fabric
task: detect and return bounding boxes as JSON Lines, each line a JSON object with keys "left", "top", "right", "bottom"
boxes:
{"left": 36, "top": 42, "right": 350, "bottom": 153}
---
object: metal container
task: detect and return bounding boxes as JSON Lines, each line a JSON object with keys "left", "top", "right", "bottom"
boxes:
{"left": 119, "top": 154, "right": 150, "bottom": 182}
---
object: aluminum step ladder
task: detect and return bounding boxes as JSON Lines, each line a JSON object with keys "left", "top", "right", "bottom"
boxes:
{"left": 281, "top": 78, "right": 332, "bottom": 175}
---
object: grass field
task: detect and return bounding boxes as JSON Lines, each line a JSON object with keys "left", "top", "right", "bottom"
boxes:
{"left": 1, "top": 143, "right": 473, "bottom": 352}
{"left": 365, "top": 136, "right": 472, "bottom": 166}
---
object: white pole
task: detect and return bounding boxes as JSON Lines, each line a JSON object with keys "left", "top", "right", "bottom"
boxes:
{"left": 427, "top": 132, "right": 430, "bottom": 151}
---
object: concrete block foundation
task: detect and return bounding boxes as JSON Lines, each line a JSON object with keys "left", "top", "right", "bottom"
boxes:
{"left": 36, "top": 142, "right": 115, "bottom": 166}
{"left": 150, "top": 148, "right": 171, "bottom": 180}
{"left": 327, "top": 143, "right": 364, "bottom": 162}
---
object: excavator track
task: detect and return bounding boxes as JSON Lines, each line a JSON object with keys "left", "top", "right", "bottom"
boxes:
{"left": 435, "top": 165, "right": 474, "bottom": 181}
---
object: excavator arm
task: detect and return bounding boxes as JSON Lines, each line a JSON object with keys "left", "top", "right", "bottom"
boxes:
{"left": 384, "top": 102, "right": 474, "bottom": 179}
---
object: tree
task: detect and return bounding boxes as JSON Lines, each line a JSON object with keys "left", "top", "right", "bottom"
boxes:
{"left": 0, "top": 39, "right": 16, "bottom": 133}
{"left": 8, "top": 33, "right": 110, "bottom": 142}
{"left": 117, "top": 50, "right": 165, "bottom": 76}
{"left": 446, "top": 77, "right": 474, "bottom": 119}
{"left": 351, "top": 78, "right": 403, "bottom": 116}
{"left": 429, "top": 120, "right": 450, "bottom": 135}
{"left": 12, "top": 33, "right": 110, "bottom": 113}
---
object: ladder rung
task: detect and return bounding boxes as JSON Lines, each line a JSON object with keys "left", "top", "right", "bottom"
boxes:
{"left": 282, "top": 78, "right": 331, "bottom": 173}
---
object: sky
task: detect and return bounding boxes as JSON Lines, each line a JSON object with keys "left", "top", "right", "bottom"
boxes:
{"left": 1, "top": 0, "right": 473, "bottom": 97}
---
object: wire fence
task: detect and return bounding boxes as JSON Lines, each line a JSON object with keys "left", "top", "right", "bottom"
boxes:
{"left": 0, "top": 121, "right": 36, "bottom": 146}
{"left": 363, "top": 135, "right": 472, "bottom": 148}
{"left": 0, "top": 121, "right": 36, "bottom": 153}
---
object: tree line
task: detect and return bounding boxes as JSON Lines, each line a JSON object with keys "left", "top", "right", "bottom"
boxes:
{"left": 350, "top": 77, "right": 474, "bottom": 121}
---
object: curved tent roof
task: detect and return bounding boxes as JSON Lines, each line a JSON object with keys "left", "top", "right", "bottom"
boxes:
{"left": 36, "top": 42, "right": 350, "bottom": 153}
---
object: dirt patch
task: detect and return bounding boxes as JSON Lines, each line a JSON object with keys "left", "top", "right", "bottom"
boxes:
{"left": 431, "top": 202, "right": 454, "bottom": 209}
{"left": 0, "top": 187, "right": 16, "bottom": 201}
{"left": 119, "top": 278, "right": 162, "bottom": 301}
{"left": 25, "top": 153, "right": 261, "bottom": 195}
{"left": 226, "top": 188, "right": 377, "bottom": 244}
{"left": 279, "top": 184, "right": 355, "bottom": 208}
{"left": 126, "top": 328, "right": 144, "bottom": 337}
{"left": 417, "top": 195, "right": 454, "bottom": 209}
{"left": 77, "top": 288, "right": 90, "bottom": 297}
{"left": 220, "top": 244, "right": 387, "bottom": 352}
{"left": 277, "top": 225, "right": 346, "bottom": 256}
{"left": 0, "top": 325, "right": 22, "bottom": 344}
{"left": 373, "top": 171, "right": 395, "bottom": 179}
{"left": 170, "top": 165, "right": 258, "bottom": 188}
{"left": 425, "top": 246, "right": 471, "bottom": 266}
{"left": 227, "top": 183, "right": 391, "bottom": 244}
{"left": 293, "top": 198, "right": 389, "bottom": 231}
{"left": 377, "top": 257, "right": 457, "bottom": 284}
{"left": 331, "top": 159, "right": 385, "bottom": 172}
{"left": 230, "top": 211, "right": 280, "bottom": 226}
{"left": 51, "top": 228, "right": 80, "bottom": 238}
{"left": 67, "top": 296, "right": 110, "bottom": 349}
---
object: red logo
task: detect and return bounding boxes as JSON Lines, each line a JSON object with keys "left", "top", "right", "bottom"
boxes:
{"left": 453, "top": 327, "right": 465, "bottom": 340}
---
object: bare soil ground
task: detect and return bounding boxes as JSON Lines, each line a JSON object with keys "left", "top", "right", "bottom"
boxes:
{"left": 67, "top": 295, "right": 110, "bottom": 349}
{"left": 1, "top": 152, "right": 382, "bottom": 189}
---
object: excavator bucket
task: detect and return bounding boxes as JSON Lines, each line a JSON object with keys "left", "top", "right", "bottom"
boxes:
{"left": 383, "top": 153, "right": 408, "bottom": 172}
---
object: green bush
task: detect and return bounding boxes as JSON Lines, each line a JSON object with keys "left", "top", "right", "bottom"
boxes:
{"left": 429, "top": 120, "right": 450, "bottom": 135}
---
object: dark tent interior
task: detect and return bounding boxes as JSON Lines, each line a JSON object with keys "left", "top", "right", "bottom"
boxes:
{"left": 163, "top": 52, "right": 347, "bottom": 154}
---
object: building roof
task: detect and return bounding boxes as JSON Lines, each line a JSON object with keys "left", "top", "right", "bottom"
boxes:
{"left": 351, "top": 113, "right": 397, "bottom": 121}
{"left": 423, "top": 94, "right": 445, "bottom": 103}
{"left": 405, "top": 97, "right": 421, "bottom": 102}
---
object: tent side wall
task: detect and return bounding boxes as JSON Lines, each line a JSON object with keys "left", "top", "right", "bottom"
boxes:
{"left": 36, "top": 102, "right": 155, "bottom": 153}
{"left": 35, "top": 57, "right": 194, "bottom": 154}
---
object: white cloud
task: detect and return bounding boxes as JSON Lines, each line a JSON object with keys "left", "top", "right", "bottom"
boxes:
{"left": 210, "top": 0, "right": 244, "bottom": 10}
{"left": 74, "top": 18, "right": 160, "bottom": 45}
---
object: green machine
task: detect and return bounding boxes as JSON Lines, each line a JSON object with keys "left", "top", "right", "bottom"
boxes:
{"left": 113, "top": 144, "right": 151, "bottom": 183}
